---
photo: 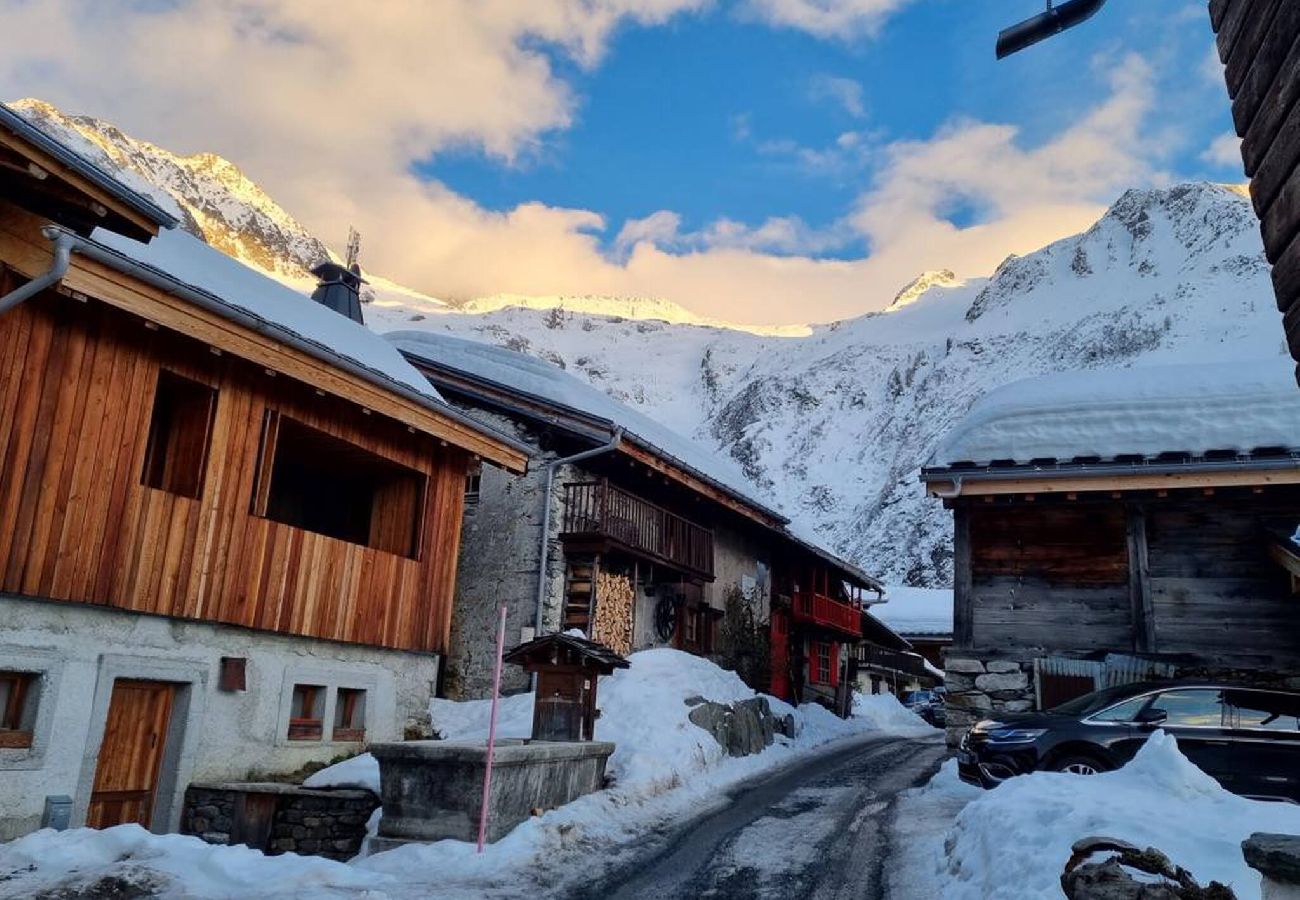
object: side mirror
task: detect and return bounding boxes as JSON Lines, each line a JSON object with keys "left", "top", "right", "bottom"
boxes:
{"left": 1135, "top": 707, "right": 1167, "bottom": 728}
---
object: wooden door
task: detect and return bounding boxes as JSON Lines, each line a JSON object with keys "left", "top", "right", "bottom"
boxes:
{"left": 87, "top": 680, "right": 175, "bottom": 829}
{"left": 770, "top": 610, "right": 790, "bottom": 700}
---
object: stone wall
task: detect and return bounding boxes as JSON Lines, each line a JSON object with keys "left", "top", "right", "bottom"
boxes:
{"left": 943, "top": 653, "right": 1034, "bottom": 745}
{"left": 181, "top": 783, "right": 378, "bottom": 861}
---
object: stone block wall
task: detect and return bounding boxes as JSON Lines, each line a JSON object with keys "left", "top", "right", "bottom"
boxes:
{"left": 182, "top": 784, "right": 379, "bottom": 861}
{"left": 943, "top": 653, "right": 1036, "bottom": 746}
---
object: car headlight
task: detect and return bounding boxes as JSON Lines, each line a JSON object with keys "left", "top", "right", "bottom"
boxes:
{"left": 986, "top": 728, "right": 1047, "bottom": 744}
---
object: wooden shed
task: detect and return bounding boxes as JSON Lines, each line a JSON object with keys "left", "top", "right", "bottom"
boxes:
{"left": 504, "top": 633, "right": 629, "bottom": 742}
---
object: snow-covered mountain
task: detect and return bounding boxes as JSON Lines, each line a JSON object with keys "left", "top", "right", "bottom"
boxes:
{"left": 12, "top": 101, "right": 1283, "bottom": 587}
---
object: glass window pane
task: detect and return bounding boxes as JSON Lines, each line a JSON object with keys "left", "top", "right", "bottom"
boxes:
{"left": 1228, "top": 690, "right": 1300, "bottom": 732}
{"left": 1091, "top": 695, "right": 1150, "bottom": 722}
{"left": 1151, "top": 690, "right": 1225, "bottom": 727}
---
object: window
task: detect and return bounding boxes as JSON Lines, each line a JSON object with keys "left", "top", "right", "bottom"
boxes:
{"left": 142, "top": 371, "right": 217, "bottom": 499}
{"left": 333, "top": 688, "right": 367, "bottom": 742}
{"left": 815, "top": 642, "right": 832, "bottom": 685}
{"left": 252, "top": 412, "right": 427, "bottom": 558}
{"left": 1090, "top": 695, "right": 1151, "bottom": 723}
{"left": 1150, "top": 690, "right": 1226, "bottom": 728}
{"left": 288, "top": 684, "right": 324, "bottom": 741}
{"left": 1228, "top": 690, "right": 1300, "bottom": 733}
{"left": 0, "top": 672, "right": 38, "bottom": 749}
{"left": 464, "top": 462, "right": 482, "bottom": 508}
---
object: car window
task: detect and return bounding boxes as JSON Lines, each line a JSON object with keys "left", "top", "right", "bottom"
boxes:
{"left": 1228, "top": 691, "right": 1300, "bottom": 733}
{"left": 1150, "top": 690, "right": 1226, "bottom": 727}
{"left": 1090, "top": 695, "right": 1150, "bottom": 722}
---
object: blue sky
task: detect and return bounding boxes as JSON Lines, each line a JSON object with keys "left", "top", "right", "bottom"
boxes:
{"left": 423, "top": 1, "right": 1238, "bottom": 263}
{"left": 2, "top": 0, "right": 1246, "bottom": 324}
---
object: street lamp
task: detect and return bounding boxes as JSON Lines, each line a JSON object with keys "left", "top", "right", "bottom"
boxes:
{"left": 996, "top": 0, "right": 1109, "bottom": 59}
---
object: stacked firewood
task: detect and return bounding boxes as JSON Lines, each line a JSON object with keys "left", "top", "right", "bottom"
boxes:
{"left": 592, "top": 572, "right": 635, "bottom": 656}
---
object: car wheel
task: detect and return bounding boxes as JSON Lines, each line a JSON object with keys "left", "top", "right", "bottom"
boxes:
{"left": 1049, "top": 754, "right": 1109, "bottom": 776}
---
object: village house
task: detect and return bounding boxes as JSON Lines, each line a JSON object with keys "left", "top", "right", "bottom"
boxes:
{"left": 0, "top": 103, "right": 530, "bottom": 840}
{"left": 921, "top": 362, "right": 1300, "bottom": 744}
{"left": 386, "top": 330, "right": 905, "bottom": 714}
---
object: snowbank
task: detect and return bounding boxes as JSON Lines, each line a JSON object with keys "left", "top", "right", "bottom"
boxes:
{"left": 4, "top": 650, "right": 935, "bottom": 899}
{"left": 938, "top": 732, "right": 1300, "bottom": 900}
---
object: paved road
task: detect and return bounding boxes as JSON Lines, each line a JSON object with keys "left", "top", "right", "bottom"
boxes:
{"left": 575, "top": 735, "right": 948, "bottom": 900}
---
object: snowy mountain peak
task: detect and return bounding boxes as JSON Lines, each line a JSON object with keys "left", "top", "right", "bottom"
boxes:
{"left": 889, "top": 270, "right": 962, "bottom": 311}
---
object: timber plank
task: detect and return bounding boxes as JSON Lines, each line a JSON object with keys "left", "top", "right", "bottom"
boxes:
{"left": 1217, "top": 0, "right": 1263, "bottom": 64}
{"left": 1260, "top": 169, "right": 1300, "bottom": 262}
{"left": 1271, "top": 231, "right": 1300, "bottom": 313}
{"left": 1224, "top": 0, "right": 1283, "bottom": 98}
{"left": 1249, "top": 94, "right": 1300, "bottom": 219}
{"left": 1210, "top": 0, "right": 1233, "bottom": 32}
{"left": 1233, "top": 1, "right": 1300, "bottom": 164}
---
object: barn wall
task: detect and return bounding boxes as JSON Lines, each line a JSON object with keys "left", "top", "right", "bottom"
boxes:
{"left": 0, "top": 286, "right": 468, "bottom": 654}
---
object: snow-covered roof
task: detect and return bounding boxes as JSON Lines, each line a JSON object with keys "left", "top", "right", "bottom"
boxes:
{"left": 0, "top": 101, "right": 178, "bottom": 230}
{"left": 387, "top": 330, "right": 787, "bottom": 523}
{"left": 82, "top": 226, "right": 450, "bottom": 406}
{"left": 928, "top": 360, "right": 1300, "bottom": 470}
{"left": 871, "top": 586, "right": 953, "bottom": 637}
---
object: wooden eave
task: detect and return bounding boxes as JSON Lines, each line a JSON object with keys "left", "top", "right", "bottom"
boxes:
{"left": 409, "top": 356, "right": 785, "bottom": 528}
{"left": 0, "top": 212, "right": 528, "bottom": 473}
{"left": 0, "top": 128, "right": 161, "bottom": 242}
{"left": 923, "top": 465, "right": 1300, "bottom": 499}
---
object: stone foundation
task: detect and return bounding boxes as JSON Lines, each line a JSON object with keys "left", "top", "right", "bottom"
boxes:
{"left": 181, "top": 783, "right": 378, "bottom": 861}
{"left": 370, "top": 739, "right": 614, "bottom": 847}
{"left": 942, "top": 654, "right": 1036, "bottom": 746}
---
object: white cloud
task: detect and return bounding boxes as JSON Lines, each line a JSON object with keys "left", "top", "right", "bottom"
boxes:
{"left": 1201, "top": 132, "right": 1243, "bottom": 171}
{"left": 809, "top": 74, "right": 866, "bottom": 118}
{"left": 738, "top": 0, "right": 912, "bottom": 38}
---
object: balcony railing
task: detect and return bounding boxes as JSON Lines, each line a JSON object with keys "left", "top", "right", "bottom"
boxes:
{"left": 561, "top": 480, "right": 714, "bottom": 578}
{"left": 791, "top": 590, "right": 863, "bottom": 638}
{"left": 858, "top": 645, "right": 930, "bottom": 679}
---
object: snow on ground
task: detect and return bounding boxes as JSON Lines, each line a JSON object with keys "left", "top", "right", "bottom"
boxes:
{"left": 890, "top": 732, "right": 1300, "bottom": 900}
{"left": 0, "top": 649, "right": 934, "bottom": 899}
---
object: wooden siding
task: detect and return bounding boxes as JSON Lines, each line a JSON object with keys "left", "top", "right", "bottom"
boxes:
{"left": 0, "top": 286, "right": 468, "bottom": 653}
{"left": 959, "top": 489, "right": 1300, "bottom": 667}
{"left": 1209, "top": 0, "right": 1300, "bottom": 373}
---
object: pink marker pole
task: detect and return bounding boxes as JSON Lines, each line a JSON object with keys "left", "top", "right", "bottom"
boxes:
{"left": 477, "top": 604, "right": 508, "bottom": 853}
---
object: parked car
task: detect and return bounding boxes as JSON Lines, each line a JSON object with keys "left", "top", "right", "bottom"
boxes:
{"left": 957, "top": 682, "right": 1300, "bottom": 802}
{"left": 902, "top": 690, "right": 937, "bottom": 711}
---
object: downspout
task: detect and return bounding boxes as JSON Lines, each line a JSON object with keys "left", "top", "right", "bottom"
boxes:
{"left": 0, "top": 230, "right": 74, "bottom": 316}
{"left": 928, "top": 476, "right": 963, "bottom": 500}
{"left": 532, "top": 428, "right": 625, "bottom": 651}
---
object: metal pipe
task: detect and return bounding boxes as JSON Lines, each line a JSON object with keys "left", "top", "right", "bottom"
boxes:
{"left": 928, "top": 476, "right": 964, "bottom": 500}
{"left": 996, "top": 0, "right": 1108, "bottom": 59}
{"left": 532, "top": 428, "right": 625, "bottom": 648}
{"left": 41, "top": 227, "right": 532, "bottom": 461}
{"left": 0, "top": 230, "right": 75, "bottom": 316}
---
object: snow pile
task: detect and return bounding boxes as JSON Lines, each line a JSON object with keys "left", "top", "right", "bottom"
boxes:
{"left": 873, "top": 585, "right": 953, "bottom": 636}
{"left": 0, "top": 822, "right": 382, "bottom": 899}
{"left": 939, "top": 732, "right": 1300, "bottom": 900}
{"left": 931, "top": 359, "right": 1300, "bottom": 467}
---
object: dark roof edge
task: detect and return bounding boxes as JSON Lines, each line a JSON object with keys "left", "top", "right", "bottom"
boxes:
{"left": 1, "top": 103, "right": 179, "bottom": 231}
{"left": 396, "top": 342, "right": 789, "bottom": 524}
{"left": 920, "top": 454, "right": 1300, "bottom": 484}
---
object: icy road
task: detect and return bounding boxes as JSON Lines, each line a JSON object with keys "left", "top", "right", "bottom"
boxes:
{"left": 576, "top": 735, "right": 947, "bottom": 900}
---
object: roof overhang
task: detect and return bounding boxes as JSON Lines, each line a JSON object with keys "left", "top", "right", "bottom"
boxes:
{"left": 921, "top": 455, "right": 1300, "bottom": 499}
{"left": 0, "top": 104, "right": 177, "bottom": 242}
{"left": 0, "top": 219, "right": 529, "bottom": 472}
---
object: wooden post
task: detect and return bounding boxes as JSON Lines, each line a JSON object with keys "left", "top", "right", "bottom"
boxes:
{"left": 476, "top": 604, "right": 508, "bottom": 853}
{"left": 952, "top": 504, "right": 974, "bottom": 648}
{"left": 1125, "top": 504, "right": 1156, "bottom": 653}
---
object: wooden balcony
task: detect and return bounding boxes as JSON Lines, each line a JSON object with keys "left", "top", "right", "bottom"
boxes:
{"left": 561, "top": 480, "right": 714, "bottom": 579}
{"left": 791, "top": 590, "right": 863, "bottom": 638}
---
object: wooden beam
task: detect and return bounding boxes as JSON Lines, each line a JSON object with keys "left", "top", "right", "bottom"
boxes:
{"left": 1266, "top": 537, "right": 1300, "bottom": 585}
{"left": 925, "top": 467, "right": 1300, "bottom": 498}
{"left": 0, "top": 128, "right": 160, "bottom": 240}
{"left": 952, "top": 505, "right": 973, "bottom": 648}
{"left": 1125, "top": 504, "right": 1156, "bottom": 653}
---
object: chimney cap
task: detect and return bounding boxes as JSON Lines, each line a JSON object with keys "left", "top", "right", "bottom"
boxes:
{"left": 310, "top": 260, "right": 369, "bottom": 285}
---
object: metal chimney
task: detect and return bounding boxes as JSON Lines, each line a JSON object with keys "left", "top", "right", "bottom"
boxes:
{"left": 309, "top": 261, "right": 366, "bottom": 325}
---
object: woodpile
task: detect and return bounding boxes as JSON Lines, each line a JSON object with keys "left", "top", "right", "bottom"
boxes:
{"left": 592, "top": 572, "right": 635, "bottom": 656}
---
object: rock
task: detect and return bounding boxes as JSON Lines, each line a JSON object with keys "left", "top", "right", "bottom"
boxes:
{"left": 1243, "top": 833, "right": 1300, "bottom": 886}
{"left": 1003, "top": 700, "right": 1033, "bottom": 713}
{"left": 683, "top": 695, "right": 707, "bottom": 708}
{"left": 986, "top": 660, "right": 1021, "bottom": 674}
{"left": 946, "top": 658, "right": 986, "bottom": 675}
{"left": 199, "top": 831, "right": 229, "bottom": 845}
{"left": 689, "top": 698, "right": 781, "bottom": 757}
{"left": 948, "top": 692, "right": 992, "bottom": 712}
{"left": 976, "top": 672, "right": 1029, "bottom": 692}
{"left": 945, "top": 673, "right": 976, "bottom": 692}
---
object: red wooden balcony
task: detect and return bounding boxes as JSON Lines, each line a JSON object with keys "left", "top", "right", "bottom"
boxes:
{"left": 561, "top": 480, "right": 714, "bottom": 579}
{"left": 791, "top": 590, "right": 863, "bottom": 638}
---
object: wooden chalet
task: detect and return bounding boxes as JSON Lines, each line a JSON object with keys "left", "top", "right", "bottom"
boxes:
{"left": 388, "top": 330, "right": 902, "bottom": 715}
{"left": 0, "top": 103, "right": 529, "bottom": 839}
{"left": 922, "top": 362, "right": 1300, "bottom": 743}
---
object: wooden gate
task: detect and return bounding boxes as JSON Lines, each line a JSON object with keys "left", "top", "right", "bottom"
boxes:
{"left": 87, "top": 680, "right": 176, "bottom": 829}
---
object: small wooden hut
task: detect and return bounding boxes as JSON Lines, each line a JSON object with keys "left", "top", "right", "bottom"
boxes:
{"left": 505, "top": 634, "right": 629, "bottom": 742}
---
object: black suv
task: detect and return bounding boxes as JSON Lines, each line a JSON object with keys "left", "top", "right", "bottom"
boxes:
{"left": 957, "top": 682, "right": 1300, "bottom": 802}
